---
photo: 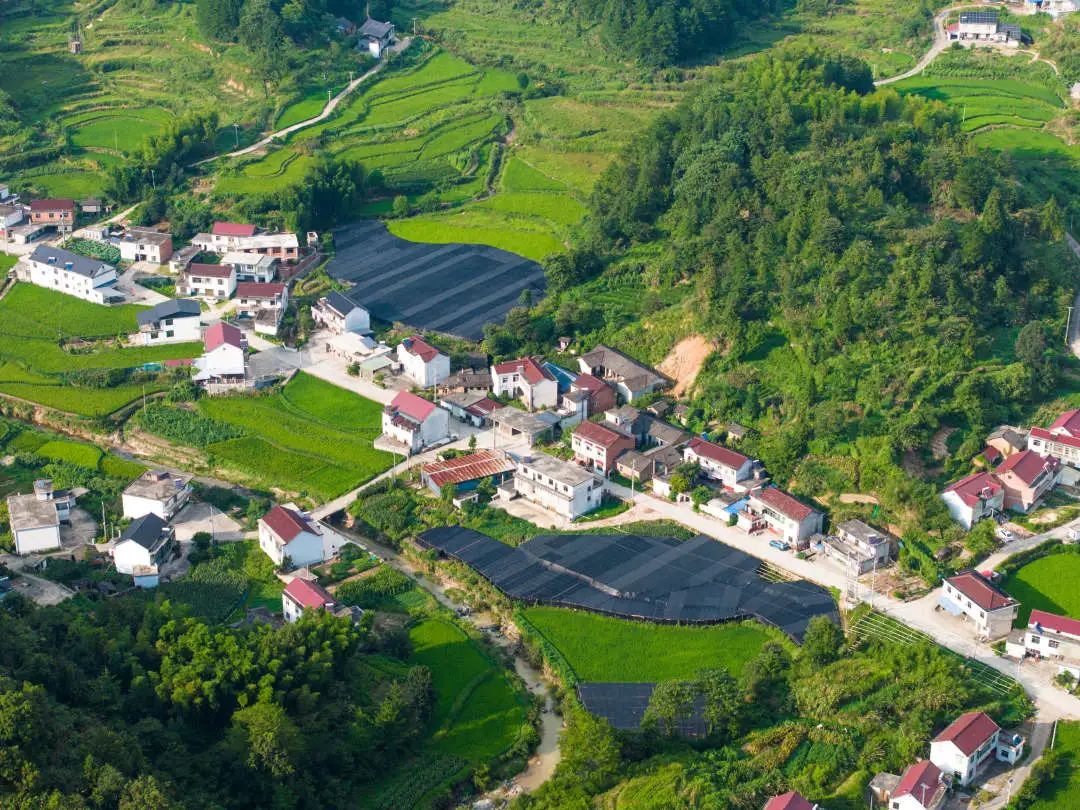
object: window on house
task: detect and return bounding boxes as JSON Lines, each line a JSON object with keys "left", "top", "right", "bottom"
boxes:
{"left": 1050, "top": 640, "right": 1060, "bottom": 649}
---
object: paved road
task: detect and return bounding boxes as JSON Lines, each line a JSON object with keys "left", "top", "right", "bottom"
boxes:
{"left": 194, "top": 38, "right": 413, "bottom": 166}
{"left": 1066, "top": 234, "right": 1080, "bottom": 359}
{"left": 874, "top": 6, "right": 957, "bottom": 86}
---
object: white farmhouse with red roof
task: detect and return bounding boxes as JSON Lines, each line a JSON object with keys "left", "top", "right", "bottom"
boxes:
{"left": 1008, "top": 608, "right": 1080, "bottom": 677}
{"left": 939, "top": 570, "right": 1018, "bottom": 640}
{"left": 1028, "top": 408, "right": 1080, "bottom": 479}
{"left": 193, "top": 322, "right": 247, "bottom": 390}
{"left": 683, "top": 437, "right": 758, "bottom": 491}
{"left": 259, "top": 504, "right": 329, "bottom": 568}
{"left": 179, "top": 262, "right": 237, "bottom": 300}
{"left": 929, "top": 711, "right": 1023, "bottom": 787}
{"left": 738, "top": 486, "right": 823, "bottom": 546}
{"left": 941, "top": 471, "right": 1004, "bottom": 529}
{"left": 380, "top": 391, "right": 450, "bottom": 454}
{"left": 762, "top": 791, "right": 818, "bottom": 810}
{"left": 491, "top": 356, "right": 558, "bottom": 410}
{"left": 281, "top": 576, "right": 364, "bottom": 624}
{"left": 235, "top": 281, "right": 289, "bottom": 336}
{"left": 885, "top": 760, "right": 946, "bottom": 810}
{"left": 397, "top": 335, "right": 450, "bottom": 387}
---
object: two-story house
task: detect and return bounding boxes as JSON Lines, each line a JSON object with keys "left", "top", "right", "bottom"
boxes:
{"left": 134, "top": 299, "right": 201, "bottom": 346}
{"left": 929, "top": 711, "right": 1023, "bottom": 787}
{"left": 397, "top": 335, "right": 450, "bottom": 388}
{"left": 821, "top": 518, "right": 891, "bottom": 575}
{"left": 939, "top": 571, "right": 1019, "bottom": 640}
{"left": 311, "top": 290, "right": 371, "bottom": 335}
{"left": 1028, "top": 408, "right": 1080, "bottom": 483}
{"left": 380, "top": 391, "right": 450, "bottom": 454}
{"left": 193, "top": 321, "right": 247, "bottom": 389}
{"left": 121, "top": 469, "right": 193, "bottom": 521}
{"left": 683, "top": 436, "right": 756, "bottom": 491}
{"left": 571, "top": 420, "right": 635, "bottom": 476}
{"left": 113, "top": 513, "right": 175, "bottom": 575}
{"left": 738, "top": 487, "right": 823, "bottom": 547}
{"left": 29, "top": 198, "right": 75, "bottom": 234}
{"left": 24, "top": 245, "right": 118, "bottom": 303}
{"left": 1007, "top": 609, "right": 1080, "bottom": 678}
{"left": 259, "top": 504, "right": 327, "bottom": 568}
{"left": 235, "top": 282, "right": 289, "bottom": 335}
{"left": 119, "top": 227, "right": 173, "bottom": 264}
{"left": 222, "top": 251, "right": 277, "bottom": 283}
{"left": 994, "top": 449, "right": 1059, "bottom": 513}
{"left": 513, "top": 454, "right": 603, "bottom": 519}
{"left": 491, "top": 357, "right": 558, "bottom": 411}
{"left": 941, "top": 471, "right": 1004, "bottom": 529}
{"left": 179, "top": 262, "right": 237, "bottom": 300}
{"left": 763, "top": 791, "right": 819, "bottom": 810}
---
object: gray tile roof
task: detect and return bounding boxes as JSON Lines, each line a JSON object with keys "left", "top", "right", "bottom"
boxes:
{"left": 120, "top": 513, "right": 169, "bottom": 551}
{"left": 326, "top": 290, "right": 359, "bottom": 317}
{"left": 360, "top": 17, "right": 393, "bottom": 38}
{"left": 29, "top": 245, "right": 113, "bottom": 279}
{"left": 136, "top": 299, "right": 201, "bottom": 327}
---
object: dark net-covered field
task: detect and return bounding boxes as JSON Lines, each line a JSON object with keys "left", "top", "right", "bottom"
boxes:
{"left": 327, "top": 221, "right": 546, "bottom": 339}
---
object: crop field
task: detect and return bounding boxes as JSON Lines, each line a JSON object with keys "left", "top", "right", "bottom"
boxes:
{"left": 1, "top": 423, "right": 144, "bottom": 480}
{"left": 894, "top": 75, "right": 1063, "bottom": 132}
{"left": 197, "top": 372, "right": 392, "bottom": 500}
{"left": 520, "top": 607, "right": 780, "bottom": 682}
{"left": 1003, "top": 553, "right": 1080, "bottom": 626}
{"left": 1026, "top": 721, "right": 1080, "bottom": 809}
{"left": 0, "top": 285, "right": 201, "bottom": 415}
{"left": 64, "top": 107, "right": 172, "bottom": 153}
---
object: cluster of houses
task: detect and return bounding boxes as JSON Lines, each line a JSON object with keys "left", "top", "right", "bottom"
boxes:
{"left": 768, "top": 710, "right": 1024, "bottom": 810}
{"left": 0, "top": 194, "right": 100, "bottom": 244}
{"left": 941, "top": 407, "right": 1080, "bottom": 529}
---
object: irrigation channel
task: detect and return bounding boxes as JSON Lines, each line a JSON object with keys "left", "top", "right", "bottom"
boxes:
{"left": 333, "top": 523, "right": 564, "bottom": 795}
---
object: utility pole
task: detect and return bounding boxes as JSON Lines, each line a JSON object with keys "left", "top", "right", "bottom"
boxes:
{"left": 101, "top": 501, "right": 106, "bottom": 543}
{"left": 149, "top": 169, "right": 156, "bottom": 189}
{"left": 233, "top": 123, "right": 239, "bottom": 148}
{"left": 1066, "top": 305, "right": 1074, "bottom": 346}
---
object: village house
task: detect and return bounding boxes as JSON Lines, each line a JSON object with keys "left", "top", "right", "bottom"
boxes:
{"left": 179, "top": 262, "right": 237, "bottom": 300}
{"left": 994, "top": 449, "right": 1059, "bottom": 513}
{"left": 193, "top": 222, "right": 300, "bottom": 263}
{"left": 122, "top": 469, "right": 193, "bottom": 521}
{"left": 618, "top": 443, "right": 683, "bottom": 485}
{"left": 439, "top": 390, "right": 500, "bottom": 427}
{"left": 6, "top": 480, "right": 67, "bottom": 555}
{"left": 939, "top": 570, "right": 1019, "bottom": 640}
{"left": 683, "top": 436, "right": 757, "bottom": 491}
{"left": 134, "top": 299, "right": 201, "bottom": 346}
{"left": 223, "top": 251, "right": 277, "bottom": 283}
{"left": 421, "top": 449, "right": 515, "bottom": 497}
{"left": 397, "top": 335, "right": 450, "bottom": 387}
{"left": 119, "top": 227, "right": 173, "bottom": 264}
{"left": 603, "top": 406, "right": 689, "bottom": 452}
{"left": 870, "top": 761, "right": 946, "bottom": 810}
{"left": 929, "top": 711, "right": 1023, "bottom": 787}
{"left": 235, "top": 282, "right": 289, "bottom": 336}
{"left": 941, "top": 471, "right": 1004, "bottom": 529}
{"left": 1006, "top": 609, "right": 1080, "bottom": 678}
{"left": 194, "top": 221, "right": 257, "bottom": 253}
{"left": 169, "top": 244, "right": 201, "bottom": 274}
{"left": 763, "top": 791, "right": 819, "bottom": 810}
{"left": 259, "top": 504, "right": 329, "bottom": 568}
{"left": 569, "top": 372, "right": 616, "bottom": 418}
{"left": 738, "top": 487, "right": 823, "bottom": 547}
{"left": 492, "top": 406, "right": 560, "bottom": 447}
{"left": 29, "top": 198, "right": 75, "bottom": 234}
{"left": 193, "top": 321, "right": 248, "bottom": 390}
{"left": 512, "top": 454, "right": 604, "bottom": 519}
{"left": 235, "top": 232, "right": 301, "bottom": 263}
{"left": 379, "top": 391, "right": 450, "bottom": 454}
{"left": 1027, "top": 408, "right": 1080, "bottom": 480}
{"left": 820, "top": 519, "right": 891, "bottom": 575}
{"left": 281, "top": 575, "right": 364, "bottom": 624}
{"left": 985, "top": 426, "right": 1028, "bottom": 463}
{"left": 79, "top": 198, "right": 102, "bottom": 215}
{"left": 443, "top": 369, "right": 491, "bottom": 395}
{"left": 359, "top": 17, "right": 395, "bottom": 58}
{"left": 572, "top": 420, "right": 635, "bottom": 476}
{"left": 491, "top": 356, "right": 558, "bottom": 411}
{"left": 948, "top": 10, "right": 1023, "bottom": 46}
{"left": 311, "top": 290, "right": 371, "bottom": 335}
{"left": 0, "top": 203, "right": 25, "bottom": 238}
{"left": 578, "top": 344, "right": 668, "bottom": 403}
{"left": 112, "top": 513, "right": 174, "bottom": 575}
{"left": 23, "top": 244, "right": 118, "bottom": 303}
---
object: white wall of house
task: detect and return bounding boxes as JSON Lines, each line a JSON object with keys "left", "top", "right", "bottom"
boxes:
{"left": 201, "top": 344, "right": 246, "bottom": 378}
{"left": 282, "top": 593, "right": 306, "bottom": 623}
{"left": 398, "top": 345, "right": 450, "bottom": 387}
{"left": 259, "top": 524, "right": 325, "bottom": 568}
{"left": 940, "top": 581, "right": 1017, "bottom": 639}
{"left": 686, "top": 449, "right": 752, "bottom": 487}
{"left": 138, "top": 314, "right": 201, "bottom": 346}
{"left": 929, "top": 738, "right": 996, "bottom": 787}
{"left": 14, "top": 525, "right": 61, "bottom": 555}
{"left": 513, "top": 465, "right": 601, "bottom": 519}
{"left": 25, "top": 259, "right": 116, "bottom": 303}
{"left": 121, "top": 489, "right": 189, "bottom": 521}
{"left": 113, "top": 540, "right": 152, "bottom": 575}
{"left": 381, "top": 409, "right": 450, "bottom": 452}
{"left": 940, "top": 489, "right": 1004, "bottom": 530}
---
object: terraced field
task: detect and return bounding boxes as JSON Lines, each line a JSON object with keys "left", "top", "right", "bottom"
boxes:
{"left": 894, "top": 74, "right": 1064, "bottom": 132}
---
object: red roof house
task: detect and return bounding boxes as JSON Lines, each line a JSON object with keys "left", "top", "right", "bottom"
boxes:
{"left": 684, "top": 436, "right": 753, "bottom": 487}
{"left": 1028, "top": 608, "right": 1080, "bottom": 639}
{"left": 572, "top": 420, "right": 635, "bottom": 475}
{"left": 235, "top": 281, "right": 286, "bottom": 299}
{"left": 188, "top": 262, "right": 234, "bottom": 278}
{"left": 400, "top": 335, "right": 439, "bottom": 362}
{"left": 1050, "top": 408, "right": 1080, "bottom": 437}
{"left": 994, "top": 450, "right": 1059, "bottom": 513}
{"left": 755, "top": 487, "right": 815, "bottom": 522}
{"left": 945, "top": 571, "right": 1017, "bottom": 613}
{"left": 389, "top": 391, "right": 437, "bottom": 423}
{"left": 213, "top": 221, "right": 257, "bottom": 238}
{"left": 283, "top": 577, "right": 334, "bottom": 610}
{"left": 204, "top": 321, "right": 245, "bottom": 352}
{"left": 571, "top": 372, "right": 616, "bottom": 416}
{"left": 892, "top": 760, "right": 944, "bottom": 808}
{"left": 263, "top": 505, "right": 315, "bottom": 543}
{"left": 491, "top": 356, "right": 558, "bottom": 410}
{"left": 381, "top": 391, "right": 450, "bottom": 453}
{"left": 941, "top": 471, "right": 1005, "bottom": 528}
{"left": 933, "top": 711, "right": 1000, "bottom": 756}
{"left": 421, "top": 449, "right": 515, "bottom": 494}
{"left": 763, "top": 791, "right": 815, "bottom": 810}
{"left": 259, "top": 504, "right": 325, "bottom": 568}
{"left": 742, "top": 486, "right": 823, "bottom": 545}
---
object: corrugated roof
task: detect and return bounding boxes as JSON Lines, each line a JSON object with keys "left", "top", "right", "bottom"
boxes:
{"left": 29, "top": 198, "right": 74, "bottom": 211}
{"left": 423, "top": 450, "right": 515, "bottom": 488}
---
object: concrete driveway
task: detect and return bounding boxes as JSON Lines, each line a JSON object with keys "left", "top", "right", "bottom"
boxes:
{"left": 173, "top": 501, "right": 245, "bottom": 543}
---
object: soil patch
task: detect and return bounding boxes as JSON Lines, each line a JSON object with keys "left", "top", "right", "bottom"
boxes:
{"left": 657, "top": 334, "right": 716, "bottom": 397}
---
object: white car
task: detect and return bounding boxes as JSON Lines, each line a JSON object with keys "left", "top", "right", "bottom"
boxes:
{"left": 996, "top": 528, "right": 1015, "bottom": 542}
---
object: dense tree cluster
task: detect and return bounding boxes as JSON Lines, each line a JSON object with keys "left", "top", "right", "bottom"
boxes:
{"left": 0, "top": 594, "right": 434, "bottom": 808}
{"left": 575, "top": 0, "right": 784, "bottom": 67}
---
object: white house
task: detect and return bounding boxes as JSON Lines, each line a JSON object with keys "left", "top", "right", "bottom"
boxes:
{"left": 1007, "top": 609, "right": 1080, "bottom": 678}
{"left": 379, "top": 391, "right": 450, "bottom": 454}
{"left": 235, "top": 282, "right": 289, "bottom": 336}
{"left": 939, "top": 571, "right": 1019, "bottom": 640}
{"left": 513, "top": 454, "right": 603, "bottom": 520}
{"left": 683, "top": 437, "right": 756, "bottom": 490}
{"left": 112, "top": 513, "right": 174, "bottom": 575}
{"left": 738, "top": 487, "right": 823, "bottom": 546}
{"left": 6, "top": 484, "right": 63, "bottom": 555}
{"left": 359, "top": 17, "right": 395, "bottom": 58}
{"left": 222, "top": 251, "right": 277, "bottom": 283}
{"left": 948, "top": 11, "right": 1022, "bottom": 46}
{"left": 259, "top": 504, "right": 327, "bottom": 568}
{"left": 121, "top": 469, "right": 193, "bottom": 521}
{"left": 281, "top": 576, "right": 335, "bottom": 622}
{"left": 118, "top": 227, "right": 173, "bottom": 264}
{"left": 941, "top": 471, "right": 1004, "bottom": 529}
{"left": 491, "top": 357, "right": 558, "bottom": 411}
{"left": 1028, "top": 408, "right": 1080, "bottom": 483}
{"left": 179, "top": 262, "right": 237, "bottom": 300}
{"left": 929, "top": 711, "right": 1023, "bottom": 787}
{"left": 134, "top": 299, "right": 201, "bottom": 346}
{"left": 193, "top": 322, "right": 247, "bottom": 388}
{"left": 397, "top": 335, "right": 450, "bottom": 387}
{"left": 23, "top": 245, "right": 118, "bottom": 304}
{"left": 763, "top": 792, "right": 818, "bottom": 810}
{"left": 311, "top": 290, "right": 371, "bottom": 335}
{"left": 821, "top": 519, "right": 891, "bottom": 575}
{"left": 885, "top": 761, "right": 946, "bottom": 810}
{"left": 193, "top": 221, "right": 258, "bottom": 253}
{"left": 192, "top": 223, "right": 300, "bottom": 263}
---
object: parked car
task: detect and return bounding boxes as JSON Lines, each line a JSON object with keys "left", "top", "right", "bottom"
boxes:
{"left": 769, "top": 539, "right": 791, "bottom": 551}
{"left": 996, "top": 527, "right": 1015, "bottom": 542}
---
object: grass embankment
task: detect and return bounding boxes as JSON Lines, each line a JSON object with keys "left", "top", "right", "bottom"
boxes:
{"left": 520, "top": 606, "right": 779, "bottom": 682}
{"left": 0, "top": 284, "right": 201, "bottom": 416}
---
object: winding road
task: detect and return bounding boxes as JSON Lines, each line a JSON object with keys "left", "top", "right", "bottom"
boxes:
{"left": 193, "top": 37, "right": 413, "bottom": 166}
{"left": 874, "top": 6, "right": 958, "bottom": 86}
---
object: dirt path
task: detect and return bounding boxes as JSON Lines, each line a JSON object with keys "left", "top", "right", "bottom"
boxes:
{"left": 193, "top": 38, "right": 413, "bottom": 167}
